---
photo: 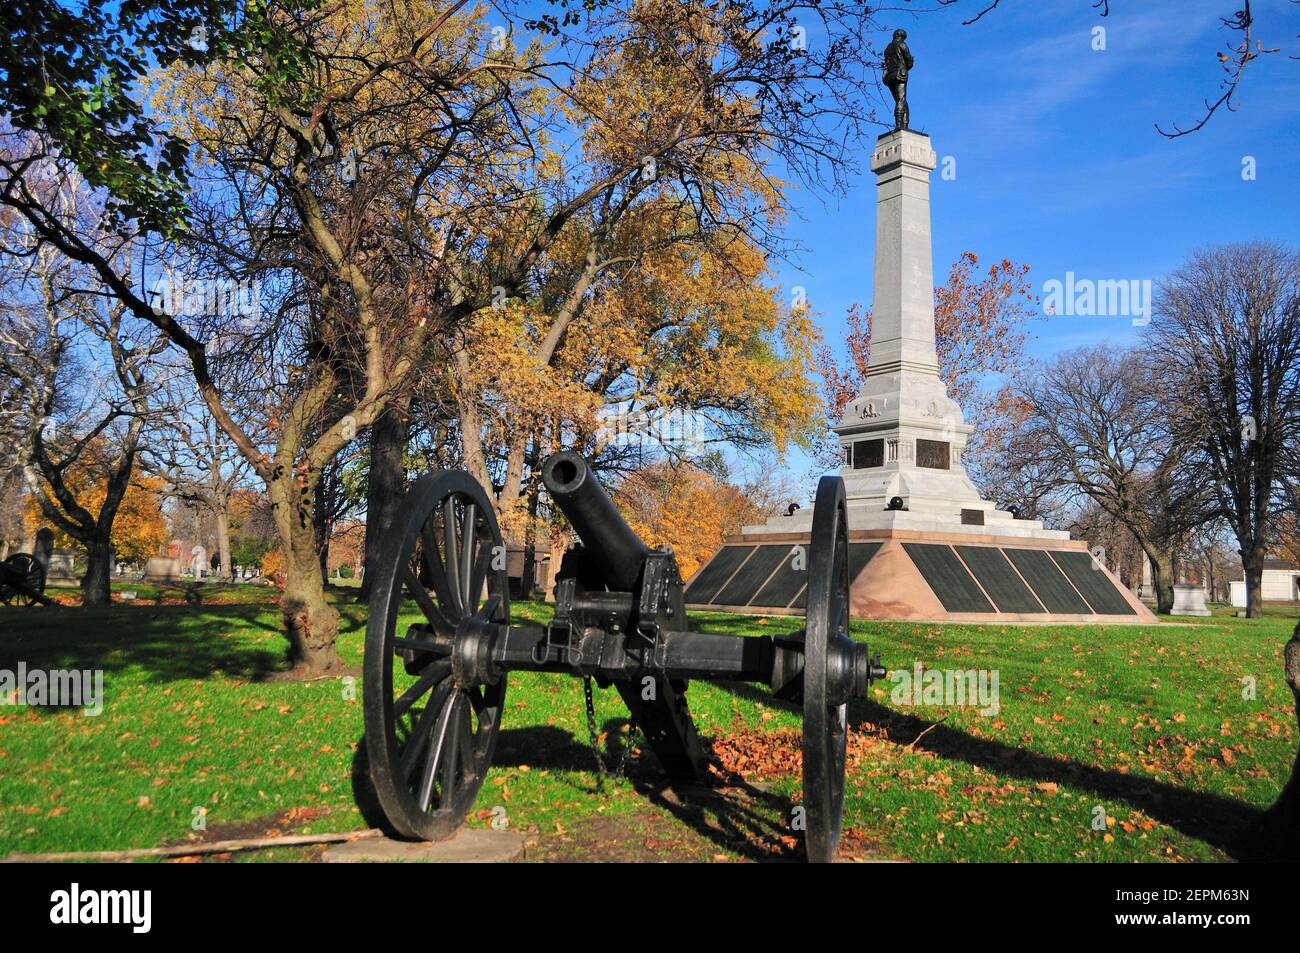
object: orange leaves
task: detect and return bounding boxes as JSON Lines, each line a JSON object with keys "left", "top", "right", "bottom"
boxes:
{"left": 613, "top": 461, "right": 769, "bottom": 580}
{"left": 22, "top": 452, "right": 168, "bottom": 563}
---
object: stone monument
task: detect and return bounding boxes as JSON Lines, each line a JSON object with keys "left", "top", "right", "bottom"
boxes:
{"left": 747, "top": 127, "right": 1066, "bottom": 543}
{"left": 682, "top": 37, "right": 1154, "bottom": 624}
{"left": 1170, "top": 584, "right": 1211, "bottom": 617}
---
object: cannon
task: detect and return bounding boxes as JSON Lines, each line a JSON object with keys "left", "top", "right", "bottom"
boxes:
{"left": 0, "top": 553, "right": 50, "bottom": 606}
{"left": 362, "top": 450, "right": 886, "bottom": 862}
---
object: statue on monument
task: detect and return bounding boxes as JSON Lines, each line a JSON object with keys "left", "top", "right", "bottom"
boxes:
{"left": 883, "top": 29, "right": 913, "bottom": 131}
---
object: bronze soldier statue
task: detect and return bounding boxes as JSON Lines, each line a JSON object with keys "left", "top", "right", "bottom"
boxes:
{"left": 883, "top": 29, "right": 913, "bottom": 131}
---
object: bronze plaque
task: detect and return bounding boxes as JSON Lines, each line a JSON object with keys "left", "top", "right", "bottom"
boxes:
{"left": 916, "top": 438, "right": 950, "bottom": 470}
{"left": 853, "top": 439, "right": 884, "bottom": 469}
{"left": 960, "top": 508, "right": 985, "bottom": 526}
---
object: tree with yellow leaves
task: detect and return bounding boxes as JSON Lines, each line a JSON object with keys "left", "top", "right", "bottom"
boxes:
{"left": 23, "top": 469, "right": 168, "bottom": 566}
{"left": 614, "top": 460, "right": 789, "bottom": 580}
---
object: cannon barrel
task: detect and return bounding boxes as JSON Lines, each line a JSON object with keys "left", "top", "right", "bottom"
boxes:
{"left": 541, "top": 450, "right": 650, "bottom": 592}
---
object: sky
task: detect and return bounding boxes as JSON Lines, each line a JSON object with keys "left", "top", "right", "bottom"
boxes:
{"left": 766, "top": 0, "right": 1300, "bottom": 484}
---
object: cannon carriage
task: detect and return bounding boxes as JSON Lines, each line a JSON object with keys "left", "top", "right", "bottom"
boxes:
{"left": 362, "top": 450, "right": 885, "bottom": 862}
{"left": 0, "top": 552, "right": 50, "bottom": 606}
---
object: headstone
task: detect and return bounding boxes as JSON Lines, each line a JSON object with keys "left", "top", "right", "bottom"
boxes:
{"left": 32, "top": 528, "right": 54, "bottom": 570}
{"left": 45, "top": 548, "right": 79, "bottom": 583}
{"left": 1170, "top": 584, "right": 1211, "bottom": 617}
{"left": 144, "top": 556, "right": 182, "bottom": 582}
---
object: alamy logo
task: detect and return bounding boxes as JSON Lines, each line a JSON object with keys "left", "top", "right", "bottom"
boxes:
{"left": 1041, "top": 272, "right": 1152, "bottom": 326}
{"left": 0, "top": 663, "right": 104, "bottom": 715}
{"left": 890, "top": 661, "right": 1000, "bottom": 716}
{"left": 50, "top": 883, "right": 151, "bottom": 933}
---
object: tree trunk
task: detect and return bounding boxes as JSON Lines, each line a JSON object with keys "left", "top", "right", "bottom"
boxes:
{"left": 1261, "top": 622, "right": 1300, "bottom": 858}
{"left": 359, "top": 398, "right": 409, "bottom": 601}
{"left": 81, "top": 535, "right": 114, "bottom": 606}
{"left": 521, "top": 479, "right": 540, "bottom": 601}
{"left": 1142, "top": 547, "right": 1176, "bottom": 615}
{"left": 1243, "top": 546, "right": 1266, "bottom": 619}
{"left": 214, "top": 505, "right": 233, "bottom": 583}
{"left": 273, "top": 473, "right": 343, "bottom": 674}
{"left": 544, "top": 527, "right": 569, "bottom": 603}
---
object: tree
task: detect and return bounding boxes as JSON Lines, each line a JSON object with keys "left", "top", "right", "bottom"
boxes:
{"left": 142, "top": 372, "right": 255, "bottom": 581}
{"left": 614, "top": 459, "right": 789, "bottom": 579}
{"left": 23, "top": 466, "right": 168, "bottom": 566}
{"left": 2, "top": 0, "right": 885, "bottom": 672}
{"left": 1018, "top": 345, "right": 1212, "bottom": 614}
{"left": 1148, "top": 242, "right": 1300, "bottom": 619}
{"left": 0, "top": 190, "right": 165, "bottom": 604}
{"left": 453, "top": 216, "right": 822, "bottom": 569}
{"left": 0, "top": 0, "right": 243, "bottom": 233}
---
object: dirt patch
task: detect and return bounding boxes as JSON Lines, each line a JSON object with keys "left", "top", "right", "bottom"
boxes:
{"left": 160, "top": 806, "right": 340, "bottom": 862}
{"left": 526, "top": 810, "right": 739, "bottom": 862}
{"left": 524, "top": 784, "right": 895, "bottom": 863}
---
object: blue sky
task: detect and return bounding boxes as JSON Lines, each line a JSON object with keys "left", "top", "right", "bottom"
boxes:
{"left": 767, "top": 0, "right": 1300, "bottom": 479}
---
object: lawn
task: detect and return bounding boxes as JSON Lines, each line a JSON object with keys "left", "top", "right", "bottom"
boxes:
{"left": 1, "top": 584, "right": 1295, "bottom": 862}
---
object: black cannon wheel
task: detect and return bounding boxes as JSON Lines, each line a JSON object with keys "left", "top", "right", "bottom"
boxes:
{"left": 363, "top": 472, "right": 509, "bottom": 841}
{"left": 1, "top": 554, "right": 46, "bottom": 607}
{"left": 802, "top": 475, "right": 850, "bottom": 863}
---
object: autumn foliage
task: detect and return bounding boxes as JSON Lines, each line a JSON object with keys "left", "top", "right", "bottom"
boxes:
{"left": 22, "top": 450, "right": 168, "bottom": 564}
{"left": 613, "top": 461, "right": 774, "bottom": 580}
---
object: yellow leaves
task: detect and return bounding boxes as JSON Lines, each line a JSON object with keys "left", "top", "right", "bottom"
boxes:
{"left": 615, "top": 462, "right": 768, "bottom": 580}
{"left": 22, "top": 450, "right": 168, "bottom": 563}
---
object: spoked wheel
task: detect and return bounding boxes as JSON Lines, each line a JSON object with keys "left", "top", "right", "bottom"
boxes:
{"left": 1, "top": 554, "right": 45, "bottom": 607}
{"left": 801, "top": 475, "right": 851, "bottom": 863}
{"left": 363, "top": 472, "right": 509, "bottom": 841}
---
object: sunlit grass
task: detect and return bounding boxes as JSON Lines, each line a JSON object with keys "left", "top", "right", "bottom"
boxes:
{"left": 1, "top": 593, "right": 1293, "bottom": 861}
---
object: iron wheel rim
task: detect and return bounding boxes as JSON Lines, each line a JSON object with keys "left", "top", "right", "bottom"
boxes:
{"left": 363, "top": 471, "right": 509, "bottom": 841}
{"left": 802, "top": 475, "right": 850, "bottom": 863}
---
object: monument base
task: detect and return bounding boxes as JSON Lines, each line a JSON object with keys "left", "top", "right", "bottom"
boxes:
{"left": 685, "top": 527, "right": 1155, "bottom": 625}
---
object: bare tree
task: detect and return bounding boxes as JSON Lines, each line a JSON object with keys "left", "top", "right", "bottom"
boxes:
{"left": 1148, "top": 242, "right": 1300, "bottom": 618}
{"left": 1020, "top": 344, "right": 1213, "bottom": 614}
{"left": 140, "top": 372, "right": 254, "bottom": 582}
{"left": 0, "top": 233, "right": 165, "bottom": 603}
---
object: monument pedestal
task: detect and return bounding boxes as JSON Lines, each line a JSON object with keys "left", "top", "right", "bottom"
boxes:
{"left": 688, "top": 129, "right": 1153, "bottom": 625}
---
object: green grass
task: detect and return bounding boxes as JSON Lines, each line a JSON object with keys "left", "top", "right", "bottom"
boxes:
{"left": 1, "top": 589, "right": 1295, "bottom": 862}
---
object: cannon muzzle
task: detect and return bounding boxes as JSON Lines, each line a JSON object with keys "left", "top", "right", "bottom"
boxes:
{"left": 541, "top": 450, "right": 650, "bottom": 592}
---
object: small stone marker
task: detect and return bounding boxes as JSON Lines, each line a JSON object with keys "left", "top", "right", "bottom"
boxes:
{"left": 322, "top": 828, "right": 525, "bottom": 864}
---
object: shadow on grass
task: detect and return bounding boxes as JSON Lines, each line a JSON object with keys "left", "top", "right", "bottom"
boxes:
{"left": 854, "top": 699, "right": 1279, "bottom": 861}
{"left": 349, "top": 718, "right": 803, "bottom": 860}
{"left": 497, "top": 721, "right": 801, "bottom": 860}
{"left": 0, "top": 604, "right": 285, "bottom": 690}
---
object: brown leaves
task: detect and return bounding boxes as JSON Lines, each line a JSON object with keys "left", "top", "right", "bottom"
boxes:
{"left": 706, "top": 726, "right": 880, "bottom": 781}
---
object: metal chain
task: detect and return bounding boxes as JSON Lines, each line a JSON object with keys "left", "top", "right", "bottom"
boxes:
{"left": 583, "top": 675, "right": 637, "bottom": 782}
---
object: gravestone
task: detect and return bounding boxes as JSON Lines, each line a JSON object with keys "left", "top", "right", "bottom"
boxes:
{"left": 144, "top": 556, "right": 182, "bottom": 582}
{"left": 32, "top": 528, "right": 53, "bottom": 570}
{"left": 1170, "top": 584, "right": 1211, "bottom": 617}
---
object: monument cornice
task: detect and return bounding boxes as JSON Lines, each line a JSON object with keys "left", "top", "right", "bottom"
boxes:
{"left": 870, "top": 130, "right": 937, "bottom": 173}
